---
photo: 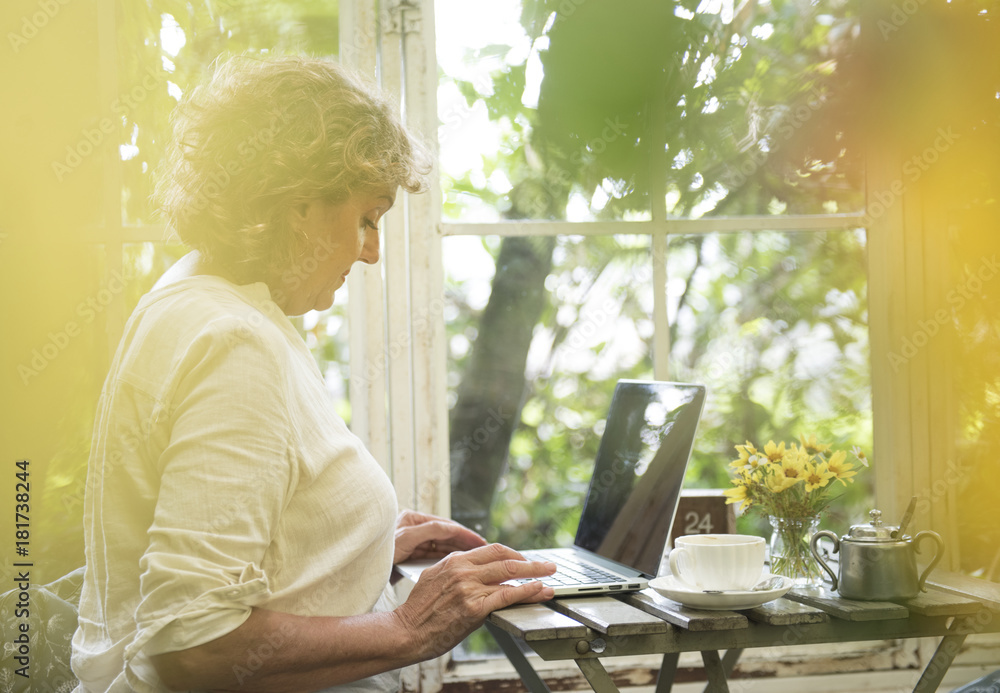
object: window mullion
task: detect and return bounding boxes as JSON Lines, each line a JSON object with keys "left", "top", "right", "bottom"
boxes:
{"left": 649, "top": 81, "right": 670, "bottom": 380}
{"left": 440, "top": 213, "right": 866, "bottom": 238}
{"left": 379, "top": 5, "right": 417, "bottom": 513}
{"left": 404, "top": 0, "right": 449, "bottom": 521}
{"left": 342, "top": 0, "right": 391, "bottom": 473}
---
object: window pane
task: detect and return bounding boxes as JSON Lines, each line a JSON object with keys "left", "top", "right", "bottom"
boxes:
{"left": 118, "top": 1, "right": 340, "bottom": 226}
{"left": 666, "top": 228, "right": 873, "bottom": 534}
{"left": 447, "top": 229, "right": 872, "bottom": 547}
{"left": 436, "top": 0, "right": 863, "bottom": 223}
{"left": 445, "top": 234, "right": 655, "bottom": 545}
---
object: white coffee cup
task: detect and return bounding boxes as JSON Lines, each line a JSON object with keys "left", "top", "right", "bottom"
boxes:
{"left": 668, "top": 534, "right": 766, "bottom": 591}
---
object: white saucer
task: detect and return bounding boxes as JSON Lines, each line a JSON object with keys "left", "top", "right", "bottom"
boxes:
{"left": 648, "top": 573, "right": 793, "bottom": 611}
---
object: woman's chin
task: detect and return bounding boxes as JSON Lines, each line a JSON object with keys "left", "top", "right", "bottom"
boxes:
{"left": 310, "top": 290, "right": 337, "bottom": 313}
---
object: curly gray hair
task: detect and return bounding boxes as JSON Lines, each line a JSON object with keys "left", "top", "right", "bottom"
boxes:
{"left": 155, "top": 53, "right": 428, "bottom": 282}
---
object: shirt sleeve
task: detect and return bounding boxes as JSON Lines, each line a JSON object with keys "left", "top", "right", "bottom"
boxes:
{"left": 125, "top": 317, "right": 298, "bottom": 662}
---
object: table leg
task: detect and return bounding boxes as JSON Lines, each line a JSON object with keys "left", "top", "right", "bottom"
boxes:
{"left": 576, "top": 657, "right": 622, "bottom": 693}
{"left": 655, "top": 652, "right": 680, "bottom": 693}
{"left": 484, "top": 621, "right": 552, "bottom": 693}
{"left": 702, "top": 649, "right": 743, "bottom": 693}
{"left": 913, "top": 633, "right": 968, "bottom": 693}
{"left": 701, "top": 651, "right": 731, "bottom": 693}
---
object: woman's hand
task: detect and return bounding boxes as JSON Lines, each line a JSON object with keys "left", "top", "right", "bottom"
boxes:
{"left": 393, "top": 509, "right": 487, "bottom": 564}
{"left": 392, "top": 543, "right": 556, "bottom": 659}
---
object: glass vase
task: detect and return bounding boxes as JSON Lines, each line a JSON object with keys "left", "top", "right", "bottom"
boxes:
{"left": 768, "top": 515, "right": 823, "bottom": 588}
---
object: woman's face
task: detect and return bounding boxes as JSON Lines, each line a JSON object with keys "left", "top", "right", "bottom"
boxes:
{"left": 276, "top": 187, "right": 396, "bottom": 315}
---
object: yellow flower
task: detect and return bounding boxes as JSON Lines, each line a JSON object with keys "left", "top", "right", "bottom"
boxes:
{"left": 826, "top": 450, "right": 857, "bottom": 485}
{"left": 723, "top": 483, "right": 752, "bottom": 511}
{"left": 730, "top": 442, "right": 762, "bottom": 470}
{"left": 803, "top": 460, "right": 836, "bottom": 492}
{"left": 766, "top": 468, "right": 800, "bottom": 493}
{"left": 776, "top": 451, "right": 806, "bottom": 481}
{"left": 763, "top": 440, "right": 786, "bottom": 463}
{"left": 799, "top": 433, "right": 832, "bottom": 456}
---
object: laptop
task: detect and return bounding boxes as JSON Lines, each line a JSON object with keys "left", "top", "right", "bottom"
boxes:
{"left": 397, "top": 380, "right": 706, "bottom": 597}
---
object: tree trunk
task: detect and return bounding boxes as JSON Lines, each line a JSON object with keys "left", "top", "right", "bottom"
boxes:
{"left": 449, "top": 234, "right": 555, "bottom": 534}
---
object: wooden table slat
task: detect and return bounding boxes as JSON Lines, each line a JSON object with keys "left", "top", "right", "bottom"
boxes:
{"left": 745, "top": 597, "right": 830, "bottom": 625}
{"left": 489, "top": 603, "right": 590, "bottom": 641}
{"left": 785, "top": 586, "right": 910, "bottom": 621}
{"left": 893, "top": 587, "right": 985, "bottom": 617}
{"left": 924, "top": 570, "right": 1000, "bottom": 612}
{"left": 619, "top": 589, "right": 749, "bottom": 631}
{"left": 546, "top": 595, "right": 671, "bottom": 636}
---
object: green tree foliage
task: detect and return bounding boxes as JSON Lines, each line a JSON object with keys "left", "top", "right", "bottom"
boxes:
{"left": 442, "top": 0, "right": 873, "bottom": 549}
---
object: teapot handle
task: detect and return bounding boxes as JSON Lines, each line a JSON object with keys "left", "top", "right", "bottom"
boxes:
{"left": 914, "top": 530, "right": 945, "bottom": 591}
{"left": 810, "top": 530, "right": 840, "bottom": 590}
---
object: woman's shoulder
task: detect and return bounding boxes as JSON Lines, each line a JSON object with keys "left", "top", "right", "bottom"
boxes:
{"left": 121, "top": 275, "right": 295, "bottom": 374}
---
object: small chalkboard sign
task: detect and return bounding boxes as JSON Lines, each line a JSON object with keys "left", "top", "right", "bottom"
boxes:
{"left": 668, "top": 489, "right": 736, "bottom": 549}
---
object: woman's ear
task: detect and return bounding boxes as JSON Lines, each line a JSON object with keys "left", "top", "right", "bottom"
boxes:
{"left": 288, "top": 201, "right": 312, "bottom": 232}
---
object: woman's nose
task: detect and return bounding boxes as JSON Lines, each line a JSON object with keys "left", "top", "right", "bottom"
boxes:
{"left": 359, "top": 228, "right": 380, "bottom": 264}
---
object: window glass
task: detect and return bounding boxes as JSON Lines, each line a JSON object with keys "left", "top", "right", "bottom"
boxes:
{"left": 667, "top": 228, "right": 873, "bottom": 534}
{"left": 436, "top": 0, "right": 863, "bottom": 223}
{"left": 446, "top": 234, "right": 656, "bottom": 544}
{"left": 446, "top": 229, "right": 872, "bottom": 546}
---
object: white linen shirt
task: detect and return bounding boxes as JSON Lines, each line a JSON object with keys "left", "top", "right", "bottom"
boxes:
{"left": 71, "top": 275, "right": 400, "bottom": 692}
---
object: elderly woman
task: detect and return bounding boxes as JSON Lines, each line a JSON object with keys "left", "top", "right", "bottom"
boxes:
{"left": 71, "top": 55, "right": 555, "bottom": 693}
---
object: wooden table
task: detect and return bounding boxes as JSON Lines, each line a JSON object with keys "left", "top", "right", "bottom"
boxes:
{"left": 486, "top": 573, "right": 1000, "bottom": 693}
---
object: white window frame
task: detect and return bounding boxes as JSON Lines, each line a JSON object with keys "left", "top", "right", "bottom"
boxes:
{"left": 366, "top": 0, "right": 983, "bottom": 690}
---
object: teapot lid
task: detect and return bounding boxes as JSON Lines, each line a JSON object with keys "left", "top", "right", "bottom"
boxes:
{"left": 847, "top": 509, "right": 899, "bottom": 542}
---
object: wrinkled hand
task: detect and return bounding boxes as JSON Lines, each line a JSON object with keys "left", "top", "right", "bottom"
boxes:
{"left": 393, "top": 509, "right": 488, "bottom": 564}
{"left": 393, "top": 543, "right": 556, "bottom": 660}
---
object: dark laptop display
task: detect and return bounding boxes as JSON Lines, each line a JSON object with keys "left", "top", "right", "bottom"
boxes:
{"left": 574, "top": 381, "right": 706, "bottom": 577}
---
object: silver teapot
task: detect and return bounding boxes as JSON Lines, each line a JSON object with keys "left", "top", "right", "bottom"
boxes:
{"left": 810, "top": 509, "right": 944, "bottom": 601}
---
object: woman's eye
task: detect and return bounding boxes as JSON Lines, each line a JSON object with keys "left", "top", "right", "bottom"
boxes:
{"left": 362, "top": 218, "right": 378, "bottom": 231}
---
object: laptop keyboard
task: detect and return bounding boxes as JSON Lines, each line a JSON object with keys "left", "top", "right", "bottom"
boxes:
{"left": 521, "top": 550, "right": 628, "bottom": 587}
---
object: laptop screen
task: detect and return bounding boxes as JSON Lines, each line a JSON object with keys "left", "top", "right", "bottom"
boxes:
{"left": 574, "top": 380, "right": 706, "bottom": 577}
